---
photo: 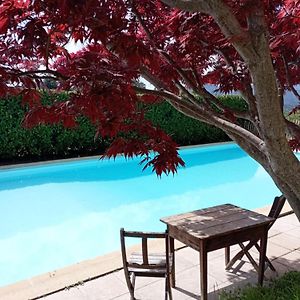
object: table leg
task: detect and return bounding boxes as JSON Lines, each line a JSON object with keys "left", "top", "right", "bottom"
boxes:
{"left": 199, "top": 241, "right": 207, "bottom": 300}
{"left": 170, "top": 236, "right": 176, "bottom": 287}
{"left": 258, "top": 228, "right": 268, "bottom": 286}
{"left": 225, "top": 246, "right": 230, "bottom": 266}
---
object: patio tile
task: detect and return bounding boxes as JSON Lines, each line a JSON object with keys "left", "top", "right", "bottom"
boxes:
{"left": 77, "top": 274, "right": 129, "bottom": 300}
{"left": 134, "top": 277, "right": 192, "bottom": 300}
{"left": 264, "top": 260, "right": 292, "bottom": 279}
{"left": 115, "top": 269, "right": 160, "bottom": 287}
{"left": 283, "top": 214, "right": 300, "bottom": 226}
{"left": 42, "top": 273, "right": 129, "bottom": 300}
{"left": 246, "top": 240, "right": 292, "bottom": 261}
{"left": 286, "top": 227, "right": 300, "bottom": 239}
{"left": 176, "top": 247, "right": 199, "bottom": 266}
{"left": 267, "top": 241, "right": 294, "bottom": 259}
{"left": 41, "top": 286, "right": 87, "bottom": 300}
{"left": 272, "top": 217, "right": 298, "bottom": 232}
{"left": 273, "top": 249, "right": 300, "bottom": 271}
{"left": 268, "top": 227, "right": 282, "bottom": 237}
{"left": 217, "top": 260, "right": 257, "bottom": 284}
{"left": 269, "top": 232, "right": 300, "bottom": 251}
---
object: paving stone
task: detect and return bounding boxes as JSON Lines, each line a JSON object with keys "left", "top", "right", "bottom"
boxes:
{"left": 286, "top": 227, "right": 300, "bottom": 239}
{"left": 273, "top": 249, "right": 300, "bottom": 271}
{"left": 272, "top": 217, "right": 298, "bottom": 232}
{"left": 269, "top": 233, "right": 300, "bottom": 251}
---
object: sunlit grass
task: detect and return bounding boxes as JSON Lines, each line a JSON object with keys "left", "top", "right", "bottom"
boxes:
{"left": 220, "top": 271, "right": 300, "bottom": 300}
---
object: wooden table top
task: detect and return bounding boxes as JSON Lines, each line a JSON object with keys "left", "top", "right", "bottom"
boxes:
{"left": 160, "top": 204, "right": 274, "bottom": 239}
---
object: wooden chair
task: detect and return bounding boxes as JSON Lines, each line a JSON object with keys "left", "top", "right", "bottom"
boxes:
{"left": 120, "top": 228, "right": 173, "bottom": 300}
{"left": 225, "top": 195, "right": 286, "bottom": 272}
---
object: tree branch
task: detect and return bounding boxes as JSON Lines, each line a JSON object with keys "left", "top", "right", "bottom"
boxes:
{"left": 227, "top": 131, "right": 268, "bottom": 166}
{"left": 140, "top": 66, "right": 171, "bottom": 91}
{"left": 161, "top": 0, "right": 258, "bottom": 63}
{"left": 6, "top": 68, "right": 68, "bottom": 80}
{"left": 134, "top": 86, "right": 181, "bottom": 103}
{"left": 45, "top": 34, "right": 50, "bottom": 70}
{"left": 285, "top": 119, "right": 300, "bottom": 141}
{"left": 134, "top": 83, "right": 264, "bottom": 153}
{"left": 130, "top": 0, "right": 199, "bottom": 91}
{"left": 174, "top": 80, "right": 204, "bottom": 109}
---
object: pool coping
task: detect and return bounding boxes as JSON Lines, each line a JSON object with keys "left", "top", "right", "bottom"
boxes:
{"left": 0, "top": 202, "right": 293, "bottom": 300}
{"left": 0, "top": 141, "right": 235, "bottom": 170}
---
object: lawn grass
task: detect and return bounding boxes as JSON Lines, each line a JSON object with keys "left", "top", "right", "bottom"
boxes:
{"left": 220, "top": 271, "right": 300, "bottom": 300}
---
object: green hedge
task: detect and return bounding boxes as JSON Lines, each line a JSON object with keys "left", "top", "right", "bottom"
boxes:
{"left": 0, "top": 93, "right": 246, "bottom": 163}
{"left": 145, "top": 95, "right": 247, "bottom": 146}
{"left": 0, "top": 94, "right": 109, "bottom": 163}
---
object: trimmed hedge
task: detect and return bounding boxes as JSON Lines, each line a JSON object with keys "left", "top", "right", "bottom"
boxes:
{"left": 145, "top": 95, "right": 247, "bottom": 146}
{"left": 145, "top": 101, "right": 229, "bottom": 145}
{"left": 0, "top": 93, "right": 246, "bottom": 163}
{"left": 0, "top": 94, "right": 109, "bottom": 163}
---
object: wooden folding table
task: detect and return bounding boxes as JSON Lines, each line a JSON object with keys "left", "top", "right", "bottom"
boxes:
{"left": 160, "top": 204, "right": 274, "bottom": 300}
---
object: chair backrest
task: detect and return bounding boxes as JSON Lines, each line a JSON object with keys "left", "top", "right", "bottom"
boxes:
{"left": 268, "top": 195, "right": 286, "bottom": 227}
{"left": 120, "top": 228, "right": 169, "bottom": 271}
{"left": 268, "top": 195, "right": 286, "bottom": 218}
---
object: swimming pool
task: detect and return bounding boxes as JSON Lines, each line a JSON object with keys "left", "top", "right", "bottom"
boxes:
{"left": 0, "top": 143, "right": 287, "bottom": 287}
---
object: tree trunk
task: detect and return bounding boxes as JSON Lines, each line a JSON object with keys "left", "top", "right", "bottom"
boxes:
{"left": 228, "top": 130, "right": 300, "bottom": 222}
{"left": 245, "top": 8, "right": 300, "bottom": 221}
{"left": 161, "top": 0, "right": 300, "bottom": 222}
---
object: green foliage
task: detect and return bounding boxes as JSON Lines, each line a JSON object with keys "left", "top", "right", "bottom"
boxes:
{"left": 0, "top": 93, "right": 245, "bottom": 162}
{"left": 220, "top": 271, "right": 300, "bottom": 300}
{"left": 145, "top": 95, "right": 246, "bottom": 146}
{"left": 218, "top": 95, "right": 248, "bottom": 112}
{"left": 286, "top": 111, "right": 300, "bottom": 124}
{"left": 0, "top": 94, "right": 109, "bottom": 162}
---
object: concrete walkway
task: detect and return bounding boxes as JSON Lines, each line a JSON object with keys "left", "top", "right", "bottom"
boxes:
{"left": 41, "top": 213, "right": 300, "bottom": 300}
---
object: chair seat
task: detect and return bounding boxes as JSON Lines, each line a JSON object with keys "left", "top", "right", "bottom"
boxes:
{"left": 128, "top": 252, "right": 173, "bottom": 274}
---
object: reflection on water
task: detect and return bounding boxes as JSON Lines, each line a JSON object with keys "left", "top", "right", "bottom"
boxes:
{"left": 0, "top": 143, "right": 282, "bottom": 286}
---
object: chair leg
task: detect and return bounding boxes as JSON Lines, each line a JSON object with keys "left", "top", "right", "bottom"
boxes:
{"left": 166, "top": 274, "right": 173, "bottom": 300}
{"left": 254, "top": 242, "right": 276, "bottom": 272}
{"left": 226, "top": 240, "right": 256, "bottom": 270}
{"left": 129, "top": 273, "right": 136, "bottom": 300}
{"left": 265, "top": 256, "right": 276, "bottom": 272}
{"left": 239, "top": 243, "right": 259, "bottom": 272}
{"left": 170, "top": 237, "right": 176, "bottom": 288}
{"left": 165, "top": 276, "right": 167, "bottom": 300}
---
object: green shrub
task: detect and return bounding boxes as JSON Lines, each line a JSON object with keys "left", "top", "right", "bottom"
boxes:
{"left": 145, "top": 95, "right": 247, "bottom": 146}
{"left": 0, "top": 93, "right": 245, "bottom": 163}
{"left": 286, "top": 111, "right": 300, "bottom": 124}
{"left": 0, "top": 94, "right": 109, "bottom": 162}
{"left": 220, "top": 271, "right": 300, "bottom": 300}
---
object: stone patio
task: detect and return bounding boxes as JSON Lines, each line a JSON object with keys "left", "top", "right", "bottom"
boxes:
{"left": 40, "top": 213, "right": 300, "bottom": 300}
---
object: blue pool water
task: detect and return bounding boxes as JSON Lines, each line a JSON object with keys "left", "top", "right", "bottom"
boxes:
{"left": 0, "top": 143, "right": 288, "bottom": 287}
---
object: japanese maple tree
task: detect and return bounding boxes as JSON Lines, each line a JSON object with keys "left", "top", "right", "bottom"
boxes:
{"left": 1, "top": 0, "right": 300, "bottom": 220}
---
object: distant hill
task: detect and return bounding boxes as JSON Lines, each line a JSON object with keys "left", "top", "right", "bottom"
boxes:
{"left": 283, "top": 87, "right": 300, "bottom": 112}
{"left": 205, "top": 84, "right": 300, "bottom": 112}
